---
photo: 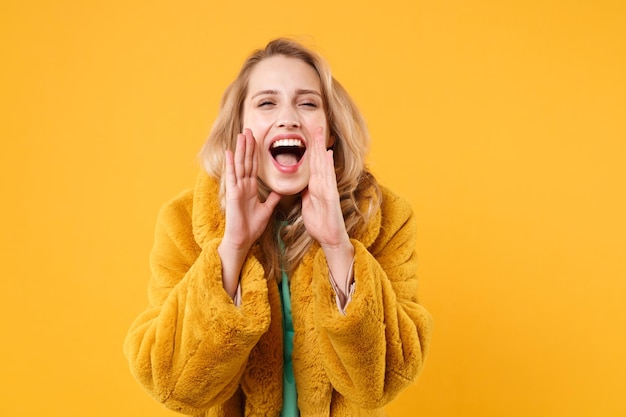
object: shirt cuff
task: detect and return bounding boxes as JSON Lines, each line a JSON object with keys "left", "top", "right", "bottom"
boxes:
{"left": 328, "top": 258, "right": 355, "bottom": 315}
{"left": 232, "top": 282, "right": 242, "bottom": 307}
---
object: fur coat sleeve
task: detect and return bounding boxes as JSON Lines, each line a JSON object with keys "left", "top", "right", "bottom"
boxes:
{"left": 123, "top": 185, "right": 279, "bottom": 415}
{"left": 302, "top": 186, "right": 432, "bottom": 411}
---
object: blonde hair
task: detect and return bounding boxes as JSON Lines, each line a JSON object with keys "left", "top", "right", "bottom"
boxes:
{"left": 199, "top": 38, "right": 381, "bottom": 280}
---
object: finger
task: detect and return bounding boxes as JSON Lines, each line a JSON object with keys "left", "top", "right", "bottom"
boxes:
{"left": 263, "top": 191, "right": 282, "bottom": 212}
{"left": 243, "top": 129, "right": 256, "bottom": 178}
{"left": 309, "top": 129, "right": 324, "bottom": 177}
{"left": 315, "top": 131, "right": 328, "bottom": 177}
{"left": 224, "top": 149, "right": 236, "bottom": 187}
{"left": 308, "top": 136, "right": 317, "bottom": 177}
{"left": 246, "top": 129, "right": 259, "bottom": 178}
{"left": 325, "top": 149, "right": 338, "bottom": 187}
{"left": 234, "top": 133, "right": 245, "bottom": 180}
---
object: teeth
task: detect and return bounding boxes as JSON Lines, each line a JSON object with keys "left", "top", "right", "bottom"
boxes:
{"left": 272, "top": 139, "right": 304, "bottom": 148}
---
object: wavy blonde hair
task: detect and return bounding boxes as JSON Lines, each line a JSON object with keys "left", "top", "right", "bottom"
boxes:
{"left": 199, "top": 38, "right": 381, "bottom": 280}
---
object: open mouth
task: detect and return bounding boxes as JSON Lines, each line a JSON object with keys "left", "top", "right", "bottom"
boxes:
{"left": 270, "top": 138, "right": 306, "bottom": 167}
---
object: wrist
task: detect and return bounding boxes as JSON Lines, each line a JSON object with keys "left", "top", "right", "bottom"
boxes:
{"left": 320, "top": 237, "right": 353, "bottom": 256}
{"left": 219, "top": 236, "right": 253, "bottom": 256}
{"left": 217, "top": 239, "right": 251, "bottom": 299}
{"left": 321, "top": 239, "right": 354, "bottom": 290}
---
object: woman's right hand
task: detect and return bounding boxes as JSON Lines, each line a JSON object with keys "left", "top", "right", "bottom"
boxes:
{"left": 218, "top": 129, "right": 281, "bottom": 297}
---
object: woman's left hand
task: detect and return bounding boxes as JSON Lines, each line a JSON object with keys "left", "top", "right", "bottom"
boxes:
{"left": 302, "top": 128, "right": 347, "bottom": 247}
{"left": 302, "top": 128, "right": 354, "bottom": 296}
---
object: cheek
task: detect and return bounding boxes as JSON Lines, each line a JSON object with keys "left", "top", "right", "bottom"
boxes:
{"left": 243, "top": 112, "right": 273, "bottom": 129}
{"left": 243, "top": 114, "right": 273, "bottom": 139}
{"left": 303, "top": 113, "right": 329, "bottom": 132}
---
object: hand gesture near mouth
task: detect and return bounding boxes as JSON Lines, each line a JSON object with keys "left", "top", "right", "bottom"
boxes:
{"left": 218, "top": 129, "right": 281, "bottom": 297}
{"left": 302, "top": 128, "right": 355, "bottom": 300}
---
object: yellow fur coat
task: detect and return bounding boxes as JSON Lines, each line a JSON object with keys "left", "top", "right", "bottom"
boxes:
{"left": 124, "top": 172, "right": 432, "bottom": 416}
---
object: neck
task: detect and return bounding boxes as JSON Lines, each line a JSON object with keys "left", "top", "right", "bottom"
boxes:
{"left": 277, "top": 194, "right": 299, "bottom": 211}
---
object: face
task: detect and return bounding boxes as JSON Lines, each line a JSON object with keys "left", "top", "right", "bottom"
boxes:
{"left": 242, "top": 55, "right": 330, "bottom": 199}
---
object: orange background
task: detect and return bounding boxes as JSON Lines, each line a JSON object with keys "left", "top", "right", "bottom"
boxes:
{"left": 1, "top": 1, "right": 625, "bottom": 416}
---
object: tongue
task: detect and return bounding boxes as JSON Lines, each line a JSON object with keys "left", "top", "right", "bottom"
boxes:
{"left": 275, "top": 153, "right": 299, "bottom": 167}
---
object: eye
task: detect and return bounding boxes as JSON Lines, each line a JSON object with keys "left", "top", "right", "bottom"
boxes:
{"left": 299, "top": 101, "right": 318, "bottom": 108}
{"left": 258, "top": 100, "right": 275, "bottom": 107}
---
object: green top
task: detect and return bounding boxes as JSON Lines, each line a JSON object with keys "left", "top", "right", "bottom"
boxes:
{"left": 278, "top": 223, "right": 299, "bottom": 416}
{"left": 279, "top": 269, "right": 299, "bottom": 416}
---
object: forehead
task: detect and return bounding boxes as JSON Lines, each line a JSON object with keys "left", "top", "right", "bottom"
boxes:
{"left": 247, "top": 55, "right": 321, "bottom": 94}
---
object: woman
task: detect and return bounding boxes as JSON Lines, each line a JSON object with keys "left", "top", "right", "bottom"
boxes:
{"left": 124, "top": 38, "right": 432, "bottom": 417}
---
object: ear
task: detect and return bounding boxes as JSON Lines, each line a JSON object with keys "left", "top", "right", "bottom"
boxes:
{"left": 327, "top": 134, "right": 336, "bottom": 150}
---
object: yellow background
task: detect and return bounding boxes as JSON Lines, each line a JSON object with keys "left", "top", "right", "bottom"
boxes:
{"left": 1, "top": 0, "right": 625, "bottom": 416}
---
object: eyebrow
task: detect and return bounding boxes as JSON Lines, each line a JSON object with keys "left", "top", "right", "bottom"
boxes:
{"left": 297, "top": 89, "right": 322, "bottom": 97}
{"left": 250, "top": 89, "right": 322, "bottom": 99}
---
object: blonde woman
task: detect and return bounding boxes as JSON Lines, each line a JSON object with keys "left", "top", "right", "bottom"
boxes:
{"left": 124, "top": 38, "right": 432, "bottom": 417}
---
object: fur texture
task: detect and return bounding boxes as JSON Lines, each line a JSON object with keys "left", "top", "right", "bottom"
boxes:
{"left": 124, "top": 172, "right": 432, "bottom": 416}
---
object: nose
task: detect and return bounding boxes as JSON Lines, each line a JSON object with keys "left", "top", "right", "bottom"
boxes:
{"left": 276, "top": 106, "right": 300, "bottom": 128}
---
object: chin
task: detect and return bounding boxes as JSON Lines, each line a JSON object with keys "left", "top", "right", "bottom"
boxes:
{"left": 265, "top": 177, "right": 308, "bottom": 198}
{"left": 273, "top": 184, "right": 308, "bottom": 197}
